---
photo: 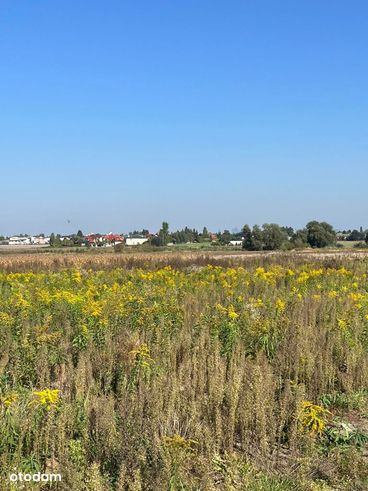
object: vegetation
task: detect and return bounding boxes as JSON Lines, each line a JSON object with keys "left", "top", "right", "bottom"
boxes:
{"left": 150, "top": 222, "right": 171, "bottom": 246}
{"left": 0, "top": 254, "right": 368, "bottom": 489}
{"left": 50, "top": 231, "right": 87, "bottom": 248}
{"left": 241, "top": 221, "right": 338, "bottom": 251}
{"left": 6, "top": 221, "right": 368, "bottom": 253}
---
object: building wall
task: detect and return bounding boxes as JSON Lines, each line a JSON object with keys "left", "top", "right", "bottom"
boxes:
{"left": 126, "top": 238, "right": 148, "bottom": 246}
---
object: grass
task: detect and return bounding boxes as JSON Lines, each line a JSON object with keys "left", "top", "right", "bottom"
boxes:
{"left": 0, "top": 256, "right": 368, "bottom": 489}
{"left": 336, "top": 241, "right": 363, "bottom": 249}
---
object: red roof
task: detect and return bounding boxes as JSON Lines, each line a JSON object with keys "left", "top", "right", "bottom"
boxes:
{"left": 103, "top": 234, "right": 124, "bottom": 242}
{"left": 86, "top": 234, "right": 101, "bottom": 243}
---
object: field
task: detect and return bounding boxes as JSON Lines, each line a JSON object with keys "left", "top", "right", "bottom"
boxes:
{"left": 1, "top": 252, "right": 368, "bottom": 490}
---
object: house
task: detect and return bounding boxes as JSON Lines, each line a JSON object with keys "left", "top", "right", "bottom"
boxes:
{"left": 125, "top": 236, "right": 149, "bottom": 246}
{"left": 9, "top": 236, "right": 31, "bottom": 245}
{"left": 31, "top": 236, "right": 50, "bottom": 245}
{"left": 85, "top": 233, "right": 124, "bottom": 247}
{"left": 85, "top": 234, "right": 103, "bottom": 246}
{"left": 7, "top": 235, "right": 50, "bottom": 246}
{"left": 229, "top": 240, "right": 243, "bottom": 246}
{"left": 103, "top": 234, "right": 124, "bottom": 246}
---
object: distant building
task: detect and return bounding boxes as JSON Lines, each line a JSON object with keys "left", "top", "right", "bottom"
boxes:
{"left": 85, "top": 233, "right": 124, "bottom": 247}
{"left": 104, "top": 234, "right": 124, "bottom": 246}
{"left": 229, "top": 240, "right": 243, "bottom": 246}
{"left": 9, "top": 236, "right": 31, "bottom": 245}
{"left": 125, "top": 237, "right": 149, "bottom": 246}
{"left": 85, "top": 234, "right": 103, "bottom": 246}
{"left": 32, "top": 236, "right": 50, "bottom": 245}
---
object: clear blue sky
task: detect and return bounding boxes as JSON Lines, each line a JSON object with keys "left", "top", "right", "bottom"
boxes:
{"left": 1, "top": 1, "right": 367, "bottom": 235}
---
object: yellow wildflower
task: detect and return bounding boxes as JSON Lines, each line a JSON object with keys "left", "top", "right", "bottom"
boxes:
{"left": 298, "top": 401, "right": 330, "bottom": 436}
{"left": 31, "top": 389, "right": 60, "bottom": 410}
{"left": 0, "top": 312, "right": 12, "bottom": 326}
{"left": 1, "top": 393, "right": 18, "bottom": 408}
{"left": 228, "top": 305, "right": 239, "bottom": 320}
{"left": 275, "top": 299, "right": 285, "bottom": 313}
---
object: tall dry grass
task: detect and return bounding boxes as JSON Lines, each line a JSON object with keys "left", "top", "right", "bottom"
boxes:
{"left": 0, "top": 258, "right": 367, "bottom": 490}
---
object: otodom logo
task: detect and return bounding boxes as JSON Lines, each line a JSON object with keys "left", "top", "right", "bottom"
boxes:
{"left": 9, "top": 471, "right": 62, "bottom": 483}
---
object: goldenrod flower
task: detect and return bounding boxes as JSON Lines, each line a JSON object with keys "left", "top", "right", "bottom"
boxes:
{"left": 31, "top": 389, "right": 60, "bottom": 410}
{"left": 275, "top": 299, "right": 285, "bottom": 313}
{"left": 1, "top": 393, "right": 18, "bottom": 408}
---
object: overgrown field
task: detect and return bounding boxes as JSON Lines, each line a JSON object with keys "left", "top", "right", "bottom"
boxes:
{"left": 1, "top": 259, "right": 368, "bottom": 490}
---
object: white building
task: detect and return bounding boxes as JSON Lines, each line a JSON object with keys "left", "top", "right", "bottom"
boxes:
{"left": 125, "top": 237, "right": 149, "bottom": 246}
{"left": 9, "top": 236, "right": 31, "bottom": 245}
{"left": 31, "top": 236, "right": 50, "bottom": 245}
{"left": 229, "top": 240, "right": 243, "bottom": 246}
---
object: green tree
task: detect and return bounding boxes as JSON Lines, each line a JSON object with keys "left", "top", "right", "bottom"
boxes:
{"left": 306, "top": 221, "right": 336, "bottom": 248}
{"left": 251, "top": 225, "right": 264, "bottom": 251}
{"left": 218, "top": 230, "right": 232, "bottom": 245}
{"left": 346, "top": 229, "right": 365, "bottom": 241}
{"left": 241, "top": 224, "right": 253, "bottom": 250}
{"left": 198, "top": 226, "right": 210, "bottom": 242}
{"left": 151, "top": 222, "right": 170, "bottom": 246}
{"left": 281, "top": 226, "right": 294, "bottom": 237}
{"left": 262, "top": 223, "right": 288, "bottom": 250}
{"left": 290, "top": 229, "right": 308, "bottom": 248}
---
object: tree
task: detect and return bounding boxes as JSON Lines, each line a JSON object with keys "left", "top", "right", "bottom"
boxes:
{"left": 241, "top": 225, "right": 264, "bottom": 250}
{"left": 281, "top": 226, "right": 294, "bottom": 237}
{"left": 171, "top": 226, "right": 198, "bottom": 244}
{"left": 251, "top": 225, "right": 264, "bottom": 251}
{"left": 49, "top": 233, "right": 56, "bottom": 247}
{"left": 346, "top": 229, "right": 365, "bottom": 241}
{"left": 77, "top": 230, "right": 84, "bottom": 238}
{"left": 198, "top": 226, "right": 210, "bottom": 242}
{"left": 151, "top": 222, "right": 170, "bottom": 246}
{"left": 50, "top": 233, "right": 62, "bottom": 247}
{"left": 290, "top": 229, "right": 308, "bottom": 248}
{"left": 262, "top": 223, "right": 288, "bottom": 250}
{"left": 306, "top": 221, "right": 336, "bottom": 248}
{"left": 218, "top": 230, "right": 233, "bottom": 245}
{"left": 242, "top": 224, "right": 253, "bottom": 250}
{"left": 131, "top": 229, "right": 150, "bottom": 237}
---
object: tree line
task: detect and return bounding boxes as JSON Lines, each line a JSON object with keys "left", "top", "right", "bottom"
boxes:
{"left": 152, "top": 221, "right": 368, "bottom": 250}
{"left": 241, "top": 221, "right": 336, "bottom": 250}
{"left": 49, "top": 230, "right": 85, "bottom": 247}
{"left": 43, "top": 221, "right": 368, "bottom": 250}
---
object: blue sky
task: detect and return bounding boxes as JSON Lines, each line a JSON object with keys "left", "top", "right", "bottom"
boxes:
{"left": 1, "top": 1, "right": 367, "bottom": 235}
